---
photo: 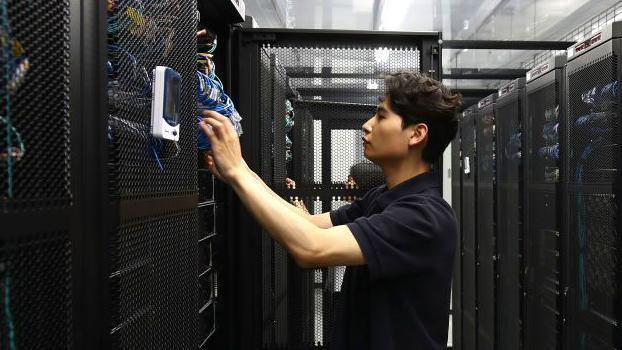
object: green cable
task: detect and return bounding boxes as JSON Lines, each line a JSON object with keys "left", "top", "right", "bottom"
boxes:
{"left": 1, "top": 0, "right": 14, "bottom": 198}
{"left": 4, "top": 272, "right": 17, "bottom": 350}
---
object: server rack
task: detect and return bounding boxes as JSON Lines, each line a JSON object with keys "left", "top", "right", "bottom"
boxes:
{"left": 195, "top": 7, "right": 242, "bottom": 347}
{"left": 564, "top": 22, "right": 622, "bottom": 349}
{"left": 494, "top": 78, "right": 525, "bottom": 350}
{"left": 3, "top": 1, "right": 243, "bottom": 349}
{"left": 232, "top": 28, "right": 441, "bottom": 350}
{"left": 524, "top": 55, "right": 567, "bottom": 350}
{"left": 451, "top": 130, "right": 462, "bottom": 349}
{"left": 475, "top": 93, "right": 497, "bottom": 350}
{"left": 1, "top": 0, "right": 75, "bottom": 348}
{"left": 106, "top": 0, "right": 201, "bottom": 348}
{"left": 460, "top": 106, "right": 478, "bottom": 350}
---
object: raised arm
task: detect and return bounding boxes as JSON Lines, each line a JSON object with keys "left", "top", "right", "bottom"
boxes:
{"left": 200, "top": 111, "right": 362, "bottom": 268}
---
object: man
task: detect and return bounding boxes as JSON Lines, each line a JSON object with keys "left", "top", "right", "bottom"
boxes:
{"left": 200, "top": 71, "right": 462, "bottom": 350}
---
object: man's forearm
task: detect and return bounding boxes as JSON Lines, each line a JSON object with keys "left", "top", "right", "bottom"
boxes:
{"left": 230, "top": 171, "right": 320, "bottom": 262}
{"left": 246, "top": 168, "right": 313, "bottom": 219}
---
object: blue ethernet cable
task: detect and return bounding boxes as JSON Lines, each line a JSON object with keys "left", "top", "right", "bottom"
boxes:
{"left": 581, "top": 81, "right": 618, "bottom": 107}
{"left": 538, "top": 144, "right": 560, "bottom": 161}
{"left": 197, "top": 70, "right": 243, "bottom": 150}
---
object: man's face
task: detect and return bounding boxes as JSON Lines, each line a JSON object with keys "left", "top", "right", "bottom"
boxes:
{"left": 362, "top": 99, "right": 416, "bottom": 164}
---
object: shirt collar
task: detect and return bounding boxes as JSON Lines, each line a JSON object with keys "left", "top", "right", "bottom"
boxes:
{"left": 374, "top": 171, "right": 441, "bottom": 209}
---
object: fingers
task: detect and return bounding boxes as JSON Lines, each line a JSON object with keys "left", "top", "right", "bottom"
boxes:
{"left": 199, "top": 119, "right": 215, "bottom": 138}
{"left": 202, "top": 116, "right": 237, "bottom": 139}
{"left": 202, "top": 110, "right": 236, "bottom": 135}
{"left": 202, "top": 110, "right": 227, "bottom": 122}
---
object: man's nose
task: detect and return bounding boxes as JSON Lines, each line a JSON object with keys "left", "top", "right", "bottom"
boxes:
{"left": 362, "top": 119, "right": 373, "bottom": 134}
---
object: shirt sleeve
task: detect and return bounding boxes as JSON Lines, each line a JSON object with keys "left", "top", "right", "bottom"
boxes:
{"left": 329, "top": 188, "right": 377, "bottom": 226}
{"left": 347, "top": 196, "right": 456, "bottom": 280}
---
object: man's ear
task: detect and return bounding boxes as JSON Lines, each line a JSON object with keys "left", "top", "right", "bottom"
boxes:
{"left": 408, "top": 123, "right": 428, "bottom": 147}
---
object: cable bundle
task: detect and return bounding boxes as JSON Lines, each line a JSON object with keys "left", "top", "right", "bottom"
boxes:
{"left": 285, "top": 100, "right": 295, "bottom": 162}
{"left": 1, "top": 0, "right": 29, "bottom": 198}
{"left": 504, "top": 131, "right": 521, "bottom": 161}
{"left": 537, "top": 144, "right": 560, "bottom": 161}
{"left": 581, "top": 81, "right": 618, "bottom": 108}
{"left": 197, "top": 70, "right": 243, "bottom": 150}
{"left": 542, "top": 122, "right": 559, "bottom": 143}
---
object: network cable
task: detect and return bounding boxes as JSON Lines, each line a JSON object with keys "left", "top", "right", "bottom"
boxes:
{"left": 197, "top": 70, "right": 243, "bottom": 151}
{"left": 1, "top": 265, "right": 17, "bottom": 350}
{"left": 537, "top": 144, "right": 560, "bottom": 161}
{"left": 542, "top": 122, "right": 559, "bottom": 144}
{"left": 544, "top": 106, "right": 559, "bottom": 123}
{"left": 108, "top": 114, "right": 179, "bottom": 171}
{"left": 1, "top": 0, "right": 29, "bottom": 199}
{"left": 581, "top": 81, "right": 618, "bottom": 108}
{"left": 504, "top": 131, "right": 521, "bottom": 161}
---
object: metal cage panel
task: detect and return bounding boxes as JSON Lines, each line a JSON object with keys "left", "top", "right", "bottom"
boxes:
{"left": 524, "top": 63, "right": 565, "bottom": 350}
{"left": 564, "top": 35, "right": 621, "bottom": 349}
{"left": 236, "top": 30, "right": 439, "bottom": 350}
{"left": 460, "top": 108, "right": 477, "bottom": 350}
{"left": 494, "top": 79, "right": 525, "bottom": 350}
{"left": 475, "top": 97, "right": 497, "bottom": 350}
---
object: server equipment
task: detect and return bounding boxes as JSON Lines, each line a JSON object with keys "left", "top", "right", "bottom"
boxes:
{"left": 460, "top": 106, "right": 478, "bottom": 350}
{"left": 2, "top": 0, "right": 207, "bottom": 348}
{"left": 232, "top": 29, "right": 441, "bottom": 349}
{"left": 451, "top": 129, "right": 462, "bottom": 350}
{"left": 564, "top": 22, "right": 622, "bottom": 349}
{"left": 494, "top": 78, "right": 525, "bottom": 350}
{"left": 1, "top": 1, "right": 73, "bottom": 349}
{"left": 475, "top": 93, "right": 497, "bottom": 350}
{"left": 107, "top": 0, "right": 201, "bottom": 348}
{"left": 524, "top": 55, "right": 567, "bottom": 350}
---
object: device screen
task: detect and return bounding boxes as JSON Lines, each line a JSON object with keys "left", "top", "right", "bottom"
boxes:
{"left": 164, "top": 74, "right": 181, "bottom": 126}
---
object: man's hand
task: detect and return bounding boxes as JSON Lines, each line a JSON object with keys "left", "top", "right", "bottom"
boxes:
{"left": 199, "top": 110, "right": 246, "bottom": 183}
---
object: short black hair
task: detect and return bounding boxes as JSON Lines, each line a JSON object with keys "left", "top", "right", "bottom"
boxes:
{"left": 383, "top": 72, "right": 462, "bottom": 163}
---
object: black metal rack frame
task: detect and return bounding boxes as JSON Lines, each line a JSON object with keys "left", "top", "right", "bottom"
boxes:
{"left": 229, "top": 28, "right": 441, "bottom": 350}
{"left": 451, "top": 130, "right": 462, "bottom": 350}
{"left": 523, "top": 54, "right": 567, "bottom": 350}
{"left": 459, "top": 106, "right": 478, "bottom": 350}
{"left": 563, "top": 23, "right": 622, "bottom": 349}
{"left": 494, "top": 78, "right": 526, "bottom": 350}
{"left": 474, "top": 93, "right": 497, "bottom": 350}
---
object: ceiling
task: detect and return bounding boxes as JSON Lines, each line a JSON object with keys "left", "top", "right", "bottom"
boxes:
{"left": 243, "top": 0, "right": 622, "bottom": 90}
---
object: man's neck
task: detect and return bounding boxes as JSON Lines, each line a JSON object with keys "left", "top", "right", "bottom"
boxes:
{"left": 382, "top": 158, "right": 431, "bottom": 189}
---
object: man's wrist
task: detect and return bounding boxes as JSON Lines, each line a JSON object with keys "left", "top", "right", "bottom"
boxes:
{"left": 229, "top": 168, "right": 253, "bottom": 188}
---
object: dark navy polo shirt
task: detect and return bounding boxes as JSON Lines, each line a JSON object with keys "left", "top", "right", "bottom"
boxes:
{"left": 329, "top": 171, "right": 456, "bottom": 350}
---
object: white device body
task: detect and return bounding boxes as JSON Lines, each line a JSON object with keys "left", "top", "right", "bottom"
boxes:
{"left": 151, "top": 66, "right": 181, "bottom": 141}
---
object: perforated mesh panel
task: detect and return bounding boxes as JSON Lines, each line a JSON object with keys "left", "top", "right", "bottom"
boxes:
{"left": 1, "top": 0, "right": 71, "bottom": 211}
{"left": 567, "top": 56, "right": 619, "bottom": 185}
{"left": 527, "top": 83, "right": 560, "bottom": 185}
{"left": 524, "top": 75, "right": 562, "bottom": 350}
{"left": 525, "top": 192, "right": 560, "bottom": 349}
{"left": 110, "top": 210, "right": 198, "bottom": 349}
{"left": 566, "top": 50, "right": 620, "bottom": 349}
{"left": 0, "top": 232, "right": 72, "bottom": 348}
{"left": 258, "top": 43, "right": 420, "bottom": 349}
{"left": 570, "top": 193, "right": 618, "bottom": 319}
{"left": 475, "top": 104, "right": 496, "bottom": 350}
{"left": 107, "top": 0, "right": 197, "bottom": 199}
{"left": 460, "top": 109, "right": 477, "bottom": 350}
{"left": 494, "top": 88, "right": 523, "bottom": 349}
